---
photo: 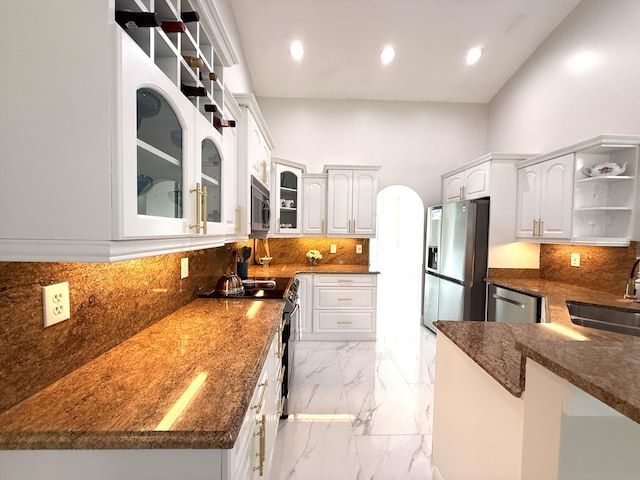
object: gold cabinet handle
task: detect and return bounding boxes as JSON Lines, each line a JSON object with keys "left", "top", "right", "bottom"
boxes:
{"left": 202, "top": 185, "right": 207, "bottom": 235}
{"left": 278, "top": 396, "right": 286, "bottom": 417}
{"left": 253, "top": 413, "right": 266, "bottom": 476}
{"left": 338, "top": 298, "right": 354, "bottom": 302}
{"left": 337, "top": 321, "right": 353, "bottom": 325}
{"left": 251, "top": 381, "right": 268, "bottom": 411}
{"left": 278, "top": 365, "right": 286, "bottom": 385}
{"left": 189, "top": 182, "right": 202, "bottom": 234}
{"left": 321, "top": 219, "right": 325, "bottom": 234}
{"left": 539, "top": 219, "right": 544, "bottom": 237}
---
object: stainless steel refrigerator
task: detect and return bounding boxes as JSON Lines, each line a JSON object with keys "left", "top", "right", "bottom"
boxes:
{"left": 422, "top": 198, "right": 490, "bottom": 333}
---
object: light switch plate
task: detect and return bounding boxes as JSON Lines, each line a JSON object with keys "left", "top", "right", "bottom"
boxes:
{"left": 330, "top": 244, "right": 337, "bottom": 254}
{"left": 42, "top": 282, "right": 70, "bottom": 327}
{"left": 356, "top": 244, "right": 363, "bottom": 254}
{"left": 181, "top": 257, "right": 189, "bottom": 279}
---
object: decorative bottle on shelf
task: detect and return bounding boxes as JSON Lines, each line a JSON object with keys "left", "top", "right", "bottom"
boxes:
{"left": 181, "top": 11, "right": 200, "bottom": 23}
{"left": 161, "top": 20, "right": 186, "bottom": 33}
{"left": 181, "top": 84, "right": 207, "bottom": 97}
{"left": 199, "top": 71, "right": 218, "bottom": 82}
{"left": 183, "top": 56, "right": 204, "bottom": 68}
{"left": 213, "top": 117, "right": 236, "bottom": 128}
{"left": 115, "top": 10, "right": 161, "bottom": 29}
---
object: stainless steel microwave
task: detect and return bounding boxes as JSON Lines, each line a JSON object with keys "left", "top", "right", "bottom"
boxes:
{"left": 250, "top": 176, "right": 270, "bottom": 238}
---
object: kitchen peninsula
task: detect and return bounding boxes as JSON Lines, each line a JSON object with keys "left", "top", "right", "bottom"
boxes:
{"left": 432, "top": 278, "right": 640, "bottom": 480}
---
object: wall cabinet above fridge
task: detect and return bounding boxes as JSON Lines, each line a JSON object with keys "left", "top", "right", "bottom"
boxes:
{"left": 440, "top": 153, "right": 535, "bottom": 269}
{"left": 0, "top": 0, "right": 240, "bottom": 262}
{"left": 515, "top": 135, "right": 640, "bottom": 246}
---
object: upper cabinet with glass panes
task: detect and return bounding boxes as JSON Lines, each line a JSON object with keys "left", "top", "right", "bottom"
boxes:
{"left": 0, "top": 1, "right": 240, "bottom": 262}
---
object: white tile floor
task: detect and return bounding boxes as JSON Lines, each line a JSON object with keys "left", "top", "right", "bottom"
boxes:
{"left": 271, "top": 302, "right": 437, "bottom": 479}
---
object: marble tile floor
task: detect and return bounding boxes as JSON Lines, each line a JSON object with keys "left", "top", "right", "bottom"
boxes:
{"left": 271, "top": 315, "right": 437, "bottom": 479}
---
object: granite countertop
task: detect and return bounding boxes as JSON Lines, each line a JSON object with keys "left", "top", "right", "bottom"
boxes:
{"left": 435, "top": 278, "right": 640, "bottom": 424}
{"left": 248, "top": 263, "right": 379, "bottom": 277}
{"left": 0, "top": 298, "right": 285, "bottom": 450}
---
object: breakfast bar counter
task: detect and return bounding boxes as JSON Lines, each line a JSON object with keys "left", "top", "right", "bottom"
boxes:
{"left": 435, "top": 277, "right": 640, "bottom": 421}
{"left": 432, "top": 277, "right": 640, "bottom": 479}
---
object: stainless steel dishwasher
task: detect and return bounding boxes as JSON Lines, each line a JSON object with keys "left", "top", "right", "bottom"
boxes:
{"left": 487, "top": 284, "right": 542, "bottom": 323}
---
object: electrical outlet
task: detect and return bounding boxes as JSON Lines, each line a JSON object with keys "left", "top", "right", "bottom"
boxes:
{"left": 356, "top": 244, "right": 363, "bottom": 254}
{"left": 181, "top": 257, "right": 189, "bottom": 279}
{"left": 42, "top": 282, "right": 70, "bottom": 327}
{"left": 570, "top": 253, "right": 580, "bottom": 267}
{"left": 330, "top": 244, "right": 337, "bottom": 254}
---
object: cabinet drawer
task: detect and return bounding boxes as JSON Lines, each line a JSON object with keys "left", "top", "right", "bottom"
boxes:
{"left": 313, "top": 274, "right": 376, "bottom": 287}
{"left": 313, "top": 311, "right": 376, "bottom": 333}
{"left": 314, "top": 288, "right": 376, "bottom": 309}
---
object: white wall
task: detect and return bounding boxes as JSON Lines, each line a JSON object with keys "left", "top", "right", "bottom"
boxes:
{"left": 212, "top": 0, "right": 254, "bottom": 94}
{"left": 257, "top": 97, "right": 488, "bottom": 208}
{"left": 488, "top": 0, "right": 640, "bottom": 153}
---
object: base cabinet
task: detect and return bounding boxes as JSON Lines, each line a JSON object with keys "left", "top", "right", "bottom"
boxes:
{"left": 296, "top": 273, "right": 377, "bottom": 341}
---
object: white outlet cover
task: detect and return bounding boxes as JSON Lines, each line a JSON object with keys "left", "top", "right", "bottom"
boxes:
{"left": 356, "top": 244, "right": 363, "bottom": 254}
{"left": 570, "top": 253, "right": 580, "bottom": 267}
{"left": 181, "top": 257, "right": 189, "bottom": 279}
{"left": 42, "top": 281, "right": 70, "bottom": 327}
{"left": 330, "top": 244, "right": 337, "bottom": 253}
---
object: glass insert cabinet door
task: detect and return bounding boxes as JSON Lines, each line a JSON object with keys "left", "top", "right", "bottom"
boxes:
{"left": 136, "top": 88, "right": 183, "bottom": 219}
{"left": 201, "top": 138, "right": 222, "bottom": 223}
{"left": 279, "top": 170, "right": 299, "bottom": 230}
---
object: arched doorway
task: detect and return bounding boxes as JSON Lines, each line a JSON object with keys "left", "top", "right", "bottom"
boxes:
{"left": 371, "top": 185, "right": 425, "bottom": 330}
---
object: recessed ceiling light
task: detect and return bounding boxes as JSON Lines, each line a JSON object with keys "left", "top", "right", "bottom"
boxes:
{"left": 380, "top": 46, "right": 395, "bottom": 65}
{"left": 465, "top": 47, "right": 483, "bottom": 65}
{"left": 290, "top": 40, "right": 304, "bottom": 61}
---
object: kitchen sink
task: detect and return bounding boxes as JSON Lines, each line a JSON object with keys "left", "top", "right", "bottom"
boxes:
{"left": 567, "top": 300, "right": 640, "bottom": 337}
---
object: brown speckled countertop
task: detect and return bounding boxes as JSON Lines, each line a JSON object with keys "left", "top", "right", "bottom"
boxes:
{"left": 0, "top": 298, "right": 285, "bottom": 450}
{"left": 435, "top": 278, "right": 640, "bottom": 424}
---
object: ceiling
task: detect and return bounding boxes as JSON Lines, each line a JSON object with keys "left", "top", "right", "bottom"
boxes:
{"left": 228, "top": 0, "right": 581, "bottom": 103}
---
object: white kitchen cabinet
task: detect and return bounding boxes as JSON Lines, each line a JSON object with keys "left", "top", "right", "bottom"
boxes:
{"left": 515, "top": 135, "right": 640, "bottom": 246}
{"left": 295, "top": 273, "right": 313, "bottom": 339}
{"left": 440, "top": 154, "right": 534, "bottom": 269}
{"left": 442, "top": 160, "right": 491, "bottom": 202}
{"left": 0, "top": 0, "right": 239, "bottom": 262}
{"left": 221, "top": 91, "right": 242, "bottom": 238}
{"left": 296, "top": 273, "right": 377, "bottom": 341}
{"left": 228, "top": 330, "right": 281, "bottom": 480}
{"left": 325, "top": 166, "right": 380, "bottom": 238}
{"left": 234, "top": 94, "right": 275, "bottom": 238}
{"left": 516, "top": 154, "right": 574, "bottom": 241}
{"left": 302, "top": 174, "right": 327, "bottom": 236}
{"left": 271, "top": 159, "right": 306, "bottom": 236}
{"left": 572, "top": 143, "right": 638, "bottom": 245}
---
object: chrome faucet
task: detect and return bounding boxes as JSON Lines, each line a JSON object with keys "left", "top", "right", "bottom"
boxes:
{"left": 624, "top": 256, "right": 640, "bottom": 299}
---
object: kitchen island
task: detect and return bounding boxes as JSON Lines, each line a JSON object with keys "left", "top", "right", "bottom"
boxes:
{"left": 0, "top": 297, "right": 285, "bottom": 479}
{"left": 432, "top": 278, "right": 640, "bottom": 480}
